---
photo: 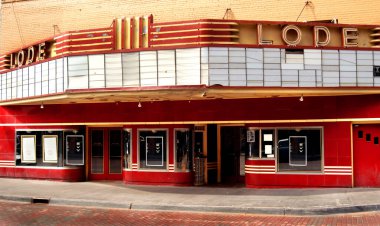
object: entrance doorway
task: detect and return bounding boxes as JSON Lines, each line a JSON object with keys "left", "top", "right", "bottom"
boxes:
{"left": 353, "top": 125, "right": 380, "bottom": 187}
{"left": 219, "top": 126, "right": 246, "bottom": 185}
{"left": 89, "top": 128, "right": 123, "bottom": 180}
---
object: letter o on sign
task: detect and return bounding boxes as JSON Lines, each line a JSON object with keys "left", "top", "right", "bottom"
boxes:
{"left": 17, "top": 50, "right": 25, "bottom": 67}
{"left": 282, "top": 25, "right": 302, "bottom": 46}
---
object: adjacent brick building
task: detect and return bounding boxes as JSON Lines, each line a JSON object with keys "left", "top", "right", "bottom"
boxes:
{"left": 2, "top": 0, "right": 380, "bottom": 53}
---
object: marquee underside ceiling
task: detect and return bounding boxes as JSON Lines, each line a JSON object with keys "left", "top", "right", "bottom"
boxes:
{"left": 1, "top": 86, "right": 380, "bottom": 106}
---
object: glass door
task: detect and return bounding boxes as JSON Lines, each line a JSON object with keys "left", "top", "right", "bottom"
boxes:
{"left": 89, "top": 128, "right": 123, "bottom": 180}
{"left": 109, "top": 130, "right": 122, "bottom": 174}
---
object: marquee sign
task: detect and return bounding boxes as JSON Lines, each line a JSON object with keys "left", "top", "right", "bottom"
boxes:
{"left": 0, "top": 15, "right": 379, "bottom": 73}
{"left": 8, "top": 42, "right": 49, "bottom": 68}
{"left": 259, "top": 24, "right": 357, "bottom": 47}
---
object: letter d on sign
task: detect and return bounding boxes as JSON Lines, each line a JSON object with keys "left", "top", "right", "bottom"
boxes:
{"left": 26, "top": 46, "right": 35, "bottom": 64}
{"left": 314, "top": 26, "right": 330, "bottom": 47}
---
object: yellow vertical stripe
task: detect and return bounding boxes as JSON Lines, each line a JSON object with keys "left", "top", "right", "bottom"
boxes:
{"left": 134, "top": 16, "right": 140, "bottom": 48}
{"left": 126, "top": 18, "right": 131, "bottom": 49}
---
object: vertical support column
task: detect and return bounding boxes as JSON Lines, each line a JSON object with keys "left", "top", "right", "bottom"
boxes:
{"left": 204, "top": 125, "right": 208, "bottom": 184}
{"left": 350, "top": 123, "right": 354, "bottom": 188}
{"left": 85, "top": 126, "right": 89, "bottom": 181}
{"left": 168, "top": 128, "right": 175, "bottom": 172}
{"left": 217, "top": 125, "right": 221, "bottom": 183}
{"left": 131, "top": 127, "right": 138, "bottom": 171}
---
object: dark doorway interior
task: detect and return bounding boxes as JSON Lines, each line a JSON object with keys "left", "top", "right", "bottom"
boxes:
{"left": 221, "top": 126, "right": 246, "bottom": 185}
{"left": 207, "top": 124, "right": 218, "bottom": 184}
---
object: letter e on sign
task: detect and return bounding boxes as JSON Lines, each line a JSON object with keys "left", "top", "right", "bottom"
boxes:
{"left": 37, "top": 42, "right": 46, "bottom": 61}
{"left": 343, "top": 28, "right": 358, "bottom": 47}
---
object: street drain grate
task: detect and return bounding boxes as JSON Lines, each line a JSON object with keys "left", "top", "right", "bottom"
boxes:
{"left": 31, "top": 198, "right": 50, "bottom": 204}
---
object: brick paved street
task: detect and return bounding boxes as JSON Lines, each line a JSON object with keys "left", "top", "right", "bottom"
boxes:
{"left": 0, "top": 200, "right": 380, "bottom": 226}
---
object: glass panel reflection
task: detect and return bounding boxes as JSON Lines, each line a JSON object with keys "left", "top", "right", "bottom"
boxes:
{"left": 175, "top": 129, "right": 192, "bottom": 172}
{"left": 109, "top": 130, "right": 122, "bottom": 174}
{"left": 91, "top": 130, "right": 103, "bottom": 173}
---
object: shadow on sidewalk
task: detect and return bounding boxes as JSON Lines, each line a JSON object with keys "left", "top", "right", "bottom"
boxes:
{"left": 87, "top": 180, "right": 380, "bottom": 197}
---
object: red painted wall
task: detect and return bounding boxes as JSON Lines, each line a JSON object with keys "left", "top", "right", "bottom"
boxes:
{"left": 245, "top": 122, "right": 353, "bottom": 188}
{"left": 1, "top": 95, "right": 380, "bottom": 124}
{"left": 0, "top": 126, "right": 15, "bottom": 161}
{"left": 0, "top": 167, "right": 84, "bottom": 182}
{"left": 1, "top": 94, "right": 380, "bottom": 186}
{"left": 246, "top": 174, "right": 352, "bottom": 188}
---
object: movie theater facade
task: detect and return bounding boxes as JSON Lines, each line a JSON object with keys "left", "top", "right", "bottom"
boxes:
{"left": 1, "top": 16, "right": 380, "bottom": 188}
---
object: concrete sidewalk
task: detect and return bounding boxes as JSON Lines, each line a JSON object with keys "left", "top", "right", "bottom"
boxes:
{"left": 0, "top": 178, "right": 380, "bottom": 215}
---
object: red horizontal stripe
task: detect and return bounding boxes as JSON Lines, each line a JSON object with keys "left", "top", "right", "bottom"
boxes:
{"left": 152, "top": 31, "right": 201, "bottom": 38}
{"left": 54, "top": 36, "right": 70, "bottom": 42}
{"left": 246, "top": 159, "right": 276, "bottom": 165}
{"left": 55, "top": 48, "right": 70, "bottom": 54}
{"left": 68, "top": 32, "right": 113, "bottom": 40}
{"left": 56, "top": 33, "right": 113, "bottom": 43}
{"left": 65, "top": 44, "right": 113, "bottom": 52}
{"left": 200, "top": 30, "right": 235, "bottom": 36}
{"left": 153, "top": 24, "right": 200, "bottom": 32}
{"left": 151, "top": 37, "right": 235, "bottom": 45}
{"left": 199, "top": 37, "right": 235, "bottom": 42}
{"left": 151, "top": 38, "right": 201, "bottom": 45}
{"left": 153, "top": 23, "right": 236, "bottom": 32}
{"left": 153, "top": 18, "right": 234, "bottom": 26}
{"left": 55, "top": 39, "right": 113, "bottom": 48}
{"left": 55, "top": 27, "right": 113, "bottom": 37}
{"left": 198, "top": 24, "right": 237, "bottom": 29}
{"left": 152, "top": 30, "right": 234, "bottom": 39}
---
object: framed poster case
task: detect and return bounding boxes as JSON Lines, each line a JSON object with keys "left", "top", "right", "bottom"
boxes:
{"left": 43, "top": 135, "right": 58, "bottom": 163}
{"left": 21, "top": 135, "right": 36, "bottom": 163}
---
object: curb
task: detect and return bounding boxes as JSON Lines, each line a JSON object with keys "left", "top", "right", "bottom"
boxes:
{"left": 0, "top": 195, "right": 32, "bottom": 203}
{"left": 283, "top": 204, "right": 380, "bottom": 215}
{"left": 0, "top": 195, "right": 379, "bottom": 216}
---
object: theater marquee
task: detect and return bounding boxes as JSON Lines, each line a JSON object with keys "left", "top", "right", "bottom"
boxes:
{"left": 0, "top": 16, "right": 379, "bottom": 73}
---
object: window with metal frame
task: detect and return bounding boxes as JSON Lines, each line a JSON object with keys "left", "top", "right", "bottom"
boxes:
{"left": 138, "top": 129, "right": 167, "bottom": 170}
